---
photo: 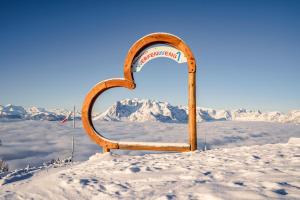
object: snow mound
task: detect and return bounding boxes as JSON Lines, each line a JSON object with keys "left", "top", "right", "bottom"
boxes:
{"left": 1, "top": 141, "right": 299, "bottom": 199}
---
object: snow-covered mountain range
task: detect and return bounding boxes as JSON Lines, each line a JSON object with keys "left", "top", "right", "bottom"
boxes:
{"left": 0, "top": 104, "right": 79, "bottom": 121}
{"left": 1, "top": 99, "right": 300, "bottom": 123}
{"left": 94, "top": 99, "right": 300, "bottom": 124}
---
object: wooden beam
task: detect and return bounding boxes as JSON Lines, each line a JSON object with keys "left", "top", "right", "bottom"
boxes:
{"left": 118, "top": 142, "right": 191, "bottom": 152}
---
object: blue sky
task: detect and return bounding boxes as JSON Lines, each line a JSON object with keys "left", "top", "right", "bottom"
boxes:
{"left": 0, "top": 0, "right": 299, "bottom": 112}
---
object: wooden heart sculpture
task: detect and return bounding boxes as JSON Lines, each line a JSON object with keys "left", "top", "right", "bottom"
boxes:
{"left": 82, "top": 33, "right": 197, "bottom": 153}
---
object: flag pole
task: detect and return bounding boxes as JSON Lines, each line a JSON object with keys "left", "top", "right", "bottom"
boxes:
{"left": 73, "top": 105, "right": 75, "bottom": 129}
{"left": 71, "top": 106, "right": 75, "bottom": 162}
{"left": 204, "top": 130, "right": 207, "bottom": 151}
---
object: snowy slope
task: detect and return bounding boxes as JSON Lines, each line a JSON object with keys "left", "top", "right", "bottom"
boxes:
{"left": 1, "top": 139, "right": 299, "bottom": 200}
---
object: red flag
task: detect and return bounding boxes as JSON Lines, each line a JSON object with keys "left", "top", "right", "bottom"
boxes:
{"left": 60, "top": 112, "right": 72, "bottom": 124}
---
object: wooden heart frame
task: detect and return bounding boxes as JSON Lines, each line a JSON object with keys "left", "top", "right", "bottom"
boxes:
{"left": 82, "top": 33, "right": 197, "bottom": 153}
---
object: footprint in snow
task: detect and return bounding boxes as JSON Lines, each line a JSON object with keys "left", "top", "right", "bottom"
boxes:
{"left": 273, "top": 188, "right": 288, "bottom": 196}
{"left": 91, "top": 178, "right": 98, "bottom": 183}
{"left": 278, "top": 182, "right": 300, "bottom": 189}
{"left": 193, "top": 179, "right": 206, "bottom": 184}
{"left": 79, "top": 179, "right": 90, "bottom": 186}
{"left": 203, "top": 171, "right": 211, "bottom": 176}
{"left": 166, "top": 193, "right": 176, "bottom": 200}
{"left": 144, "top": 166, "right": 152, "bottom": 171}
{"left": 233, "top": 181, "right": 244, "bottom": 186}
{"left": 126, "top": 166, "right": 141, "bottom": 173}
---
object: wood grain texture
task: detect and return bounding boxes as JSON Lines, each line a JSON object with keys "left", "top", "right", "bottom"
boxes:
{"left": 118, "top": 143, "right": 191, "bottom": 152}
{"left": 82, "top": 32, "right": 197, "bottom": 153}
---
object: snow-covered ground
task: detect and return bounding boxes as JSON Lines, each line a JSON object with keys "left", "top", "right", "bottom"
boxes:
{"left": 1, "top": 139, "right": 299, "bottom": 200}
{"left": 0, "top": 120, "right": 299, "bottom": 199}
